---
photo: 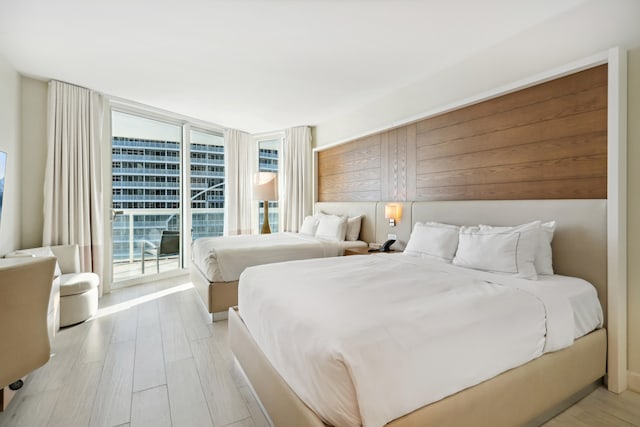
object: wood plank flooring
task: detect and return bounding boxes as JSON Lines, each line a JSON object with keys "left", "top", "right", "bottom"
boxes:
{"left": 0, "top": 274, "right": 637, "bottom": 427}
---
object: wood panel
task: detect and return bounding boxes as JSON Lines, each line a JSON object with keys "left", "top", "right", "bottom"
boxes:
{"left": 318, "top": 133, "right": 382, "bottom": 201}
{"left": 415, "top": 65, "right": 607, "bottom": 134}
{"left": 416, "top": 87, "right": 606, "bottom": 147}
{"left": 416, "top": 112, "right": 607, "bottom": 161}
{"left": 317, "top": 64, "right": 607, "bottom": 202}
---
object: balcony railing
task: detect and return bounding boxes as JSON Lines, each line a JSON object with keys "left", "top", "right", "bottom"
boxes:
{"left": 112, "top": 208, "right": 225, "bottom": 264}
{"left": 113, "top": 206, "right": 279, "bottom": 264}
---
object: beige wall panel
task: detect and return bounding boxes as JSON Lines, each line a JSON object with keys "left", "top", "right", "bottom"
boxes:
{"left": 627, "top": 47, "right": 640, "bottom": 380}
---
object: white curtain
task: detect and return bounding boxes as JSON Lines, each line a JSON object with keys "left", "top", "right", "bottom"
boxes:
{"left": 43, "top": 81, "right": 107, "bottom": 294}
{"left": 280, "top": 126, "right": 312, "bottom": 232}
{"left": 224, "top": 129, "right": 257, "bottom": 235}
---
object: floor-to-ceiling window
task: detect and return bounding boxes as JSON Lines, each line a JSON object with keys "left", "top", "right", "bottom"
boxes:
{"left": 110, "top": 110, "right": 224, "bottom": 285}
{"left": 190, "top": 129, "right": 225, "bottom": 240}
{"left": 258, "top": 138, "right": 279, "bottom": 232}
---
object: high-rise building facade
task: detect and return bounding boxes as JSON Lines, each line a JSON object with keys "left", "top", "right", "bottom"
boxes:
{"left": 112, "top": 136, "right": 278, "bottom": 263}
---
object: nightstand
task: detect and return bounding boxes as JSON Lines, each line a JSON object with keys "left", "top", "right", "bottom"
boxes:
{"left": 344, "top": 247, "right": 400, "bottom": 256}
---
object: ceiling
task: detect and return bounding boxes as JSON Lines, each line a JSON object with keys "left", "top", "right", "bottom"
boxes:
{"left": 0, "top": 0, "right": 607, "bottom": 133}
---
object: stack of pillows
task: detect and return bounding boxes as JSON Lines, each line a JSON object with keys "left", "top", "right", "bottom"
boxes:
{"left": 299, "top": 212, "right": 363, "bottom": 242}
{"left": 403, "top": 220, "right": 556, "bottom": 280}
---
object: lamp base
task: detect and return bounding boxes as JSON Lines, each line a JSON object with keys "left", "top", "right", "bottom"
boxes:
{"left": 261, "top": 201, "right": 271, "bottom": 234}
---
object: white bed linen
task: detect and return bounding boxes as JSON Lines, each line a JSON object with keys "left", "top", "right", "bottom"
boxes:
{"left": 238, "top": 254, "right": 603, "bottom": 427}
{"left": 191, "top": 232, "right": 366, "bottom": 282}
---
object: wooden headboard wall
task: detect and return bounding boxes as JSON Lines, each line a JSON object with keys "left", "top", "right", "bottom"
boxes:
{"left": 317, "top": 64, "right": 608, "bottom": 202}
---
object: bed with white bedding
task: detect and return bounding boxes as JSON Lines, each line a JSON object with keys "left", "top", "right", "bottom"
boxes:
{"left": 190, "top": 203, "right": 377, "bottom": 319}
{"left": 237, "top": 254, "right": 603, "bottom": 427}
{"left": 192, "top": 232, "right": 366, "bottom": 283}
{"left": 229, "top": 199, "right": 608, "bottom": 427}
{"left": 190, "top": 232, "right": 366, "bottom": 318}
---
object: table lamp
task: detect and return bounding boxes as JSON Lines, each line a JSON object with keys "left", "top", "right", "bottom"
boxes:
{"left": 254, "top": 172, "right": 278, "bottom": 234}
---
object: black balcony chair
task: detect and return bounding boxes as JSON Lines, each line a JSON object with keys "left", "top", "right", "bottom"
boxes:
{"left": 141, "top": 230, "right": 180, "bottom": 274}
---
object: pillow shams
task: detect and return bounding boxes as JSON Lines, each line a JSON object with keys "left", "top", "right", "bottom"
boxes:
{"left": 300, "top": 215, "right": 320, "bottom": 236}
{"left": 536, "top": 221, "right": 556, "bottom": 275}
{"left": 404, "top": 222, "right": 459, "bottom": 262}
{"left": 318, "top": 210, "right": 362, "bottom": 241}
{"left": 479, "top": 221, "right": 556, "bottom": 275}
{"left": 345, "top": 215, "right": 362, "bottom": 241}
{"left": 315, "top": 214, "right": 348, "bottom": 241}
{"left": 453, "top": 221, "right": 540, "bottom": 279}
{"left": 453, "top": 232, "right": 520, "bottom": 273}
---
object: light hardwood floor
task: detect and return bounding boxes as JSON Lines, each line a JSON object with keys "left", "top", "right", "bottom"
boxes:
{"left": 0, "top": 274, "right": 638, "bottom": 427}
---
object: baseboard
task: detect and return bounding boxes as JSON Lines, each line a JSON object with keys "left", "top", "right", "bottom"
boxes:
{"left": 628, "top": 370, "right": 640, "bottom": 392}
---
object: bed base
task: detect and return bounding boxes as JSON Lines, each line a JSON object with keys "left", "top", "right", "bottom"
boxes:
{"left": 229, "top": 307, "right": 606, "bottom": 427}
{"left": 190, "top": 265, "right": 238, "bottom": 321}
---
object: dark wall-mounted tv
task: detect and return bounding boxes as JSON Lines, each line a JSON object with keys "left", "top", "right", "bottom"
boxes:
{"left": 0, "top": 151, "right": 6, "bottom": 225}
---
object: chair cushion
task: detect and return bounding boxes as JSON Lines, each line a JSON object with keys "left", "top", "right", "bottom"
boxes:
{"left": 59, "top": 272, "right": 100, "bottom": 297}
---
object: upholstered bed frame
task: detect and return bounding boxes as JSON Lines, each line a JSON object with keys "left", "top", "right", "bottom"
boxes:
{"left": 190, "top": 202, "right": 378, "bottom": 320}
{"left": 229, "top": 199, "right": 608, "bottom": 426}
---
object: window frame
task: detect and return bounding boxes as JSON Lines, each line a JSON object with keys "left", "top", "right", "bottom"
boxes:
{"left": 104, "top": 101, "right": 225, "bottom": 291}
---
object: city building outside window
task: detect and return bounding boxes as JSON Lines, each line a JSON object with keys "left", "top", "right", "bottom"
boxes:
{"left": 111, "top": 110, "right": 224, "bottom": 283}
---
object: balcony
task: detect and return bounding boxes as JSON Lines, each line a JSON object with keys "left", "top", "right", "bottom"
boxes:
{"left": 112, "top": 208, "right": 224, "bottom": 283}
{"left": 113, "top": 257, "right": 180, "bottom": 282}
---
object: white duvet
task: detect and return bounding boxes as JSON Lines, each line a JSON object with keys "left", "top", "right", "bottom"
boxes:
{"left": 238, "top": 253, "right": 603, "bottom": 427}
{"left": 192, "top": 232, "right": 366, "bottom": 282}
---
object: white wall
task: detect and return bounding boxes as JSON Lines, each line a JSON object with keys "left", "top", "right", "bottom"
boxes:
{"left": 0, "top": 54, "right": 21, "bottom": 254}
{"left": 20, "top": 76, "right": 48, "bottom": 249}
{"left": 314, "top": 0, "right": 640, "bottom": 148}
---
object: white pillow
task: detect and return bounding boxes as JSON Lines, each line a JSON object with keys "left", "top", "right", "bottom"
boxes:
{"left": 5, "top": 247, "right": 62, "bottom": 277}
{"left": 479, "top": 220, "right": 555, "bottom": 275}
{"left": 345, "top": 215, "right": 362, "bottom": 241}
{"left": 300, "top": 215, "right": 320, "bottom": 236}
{"left": 315, "top": 214, "right": 348, "bottom": 241}
{"left": 536, "top": 221, "right": 556, "bottom": 275}
{"left": 404, "top": 222, "right": 460, "bottom": 262}
{"left": 453, "top": 221, "right": 540, "bottom": 279}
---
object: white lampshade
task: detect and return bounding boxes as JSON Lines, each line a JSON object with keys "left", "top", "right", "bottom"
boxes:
{"left": 253, "top": 172, "right": 278, "bottom": 201}
{"left": 385, "top": 204, "right": 402, "bottom": 226}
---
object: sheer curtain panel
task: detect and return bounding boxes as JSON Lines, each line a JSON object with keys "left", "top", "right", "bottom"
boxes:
{"left": 43, "top": 81, "right": 107, "bottom": 295}
{"left": 224, "top": 129, "right": 257, "bottom": 235}
{"left": 280, "top": 126, "right": 312, "bottom": 232}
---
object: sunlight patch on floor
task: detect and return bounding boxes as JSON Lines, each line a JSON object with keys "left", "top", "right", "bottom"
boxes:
{"left": 92, "top": 282, "right": 194, "bottom": 319}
